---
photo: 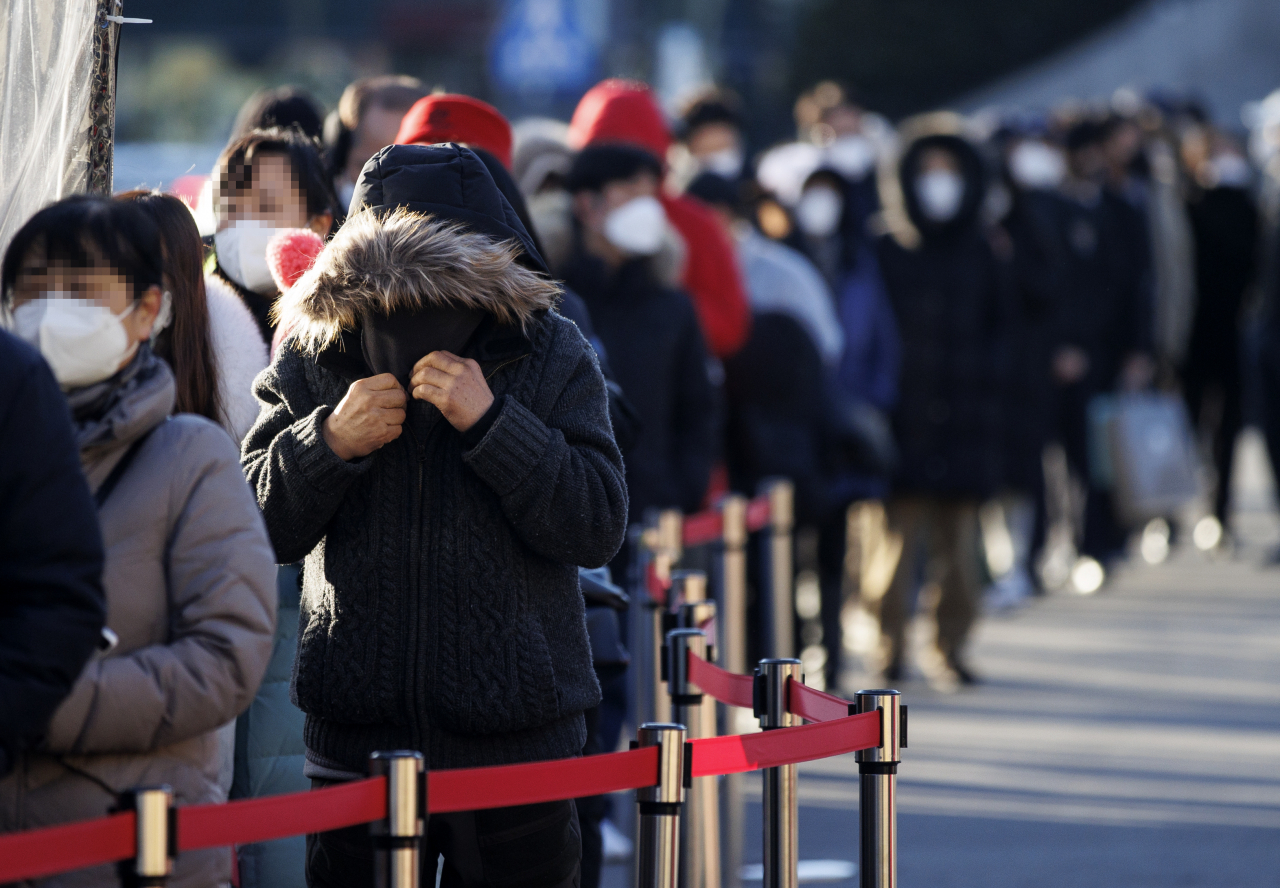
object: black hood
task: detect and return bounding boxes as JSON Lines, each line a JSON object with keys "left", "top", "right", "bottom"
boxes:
{"left": 351, "top": 143, "right": 550, "bottom": 274}
{"left": 897, "top": 133, "right": 987, "bottom": 239}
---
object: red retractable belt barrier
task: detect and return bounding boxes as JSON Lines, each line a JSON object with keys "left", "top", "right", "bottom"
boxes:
{"left": 689, "top": 711, "right": 880, "bottom": 778}
{"left": 428, "top": 745, "right": 659, "bottom": 813}
{"left": 0, "top": 810, "right": 134, "bottom": 883}
{"left": 179, "top": 775, "right": 386, "bottom": 852}
{"left": 788, "top": 678, "right": 856, "bottom": 723}
{"left": 688, "top": 649, "right": 755, "bottom": 710}
{"left": 681, "top": 509, "right": 723, "bottom": 548}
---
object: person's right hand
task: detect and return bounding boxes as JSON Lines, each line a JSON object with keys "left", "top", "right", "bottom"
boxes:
{"left": 322, "top": 374, "right": 406, "bottom": 461}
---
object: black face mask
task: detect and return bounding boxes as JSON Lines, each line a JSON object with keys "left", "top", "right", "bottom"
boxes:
{"left": 360, "top": 304, "right": 487, "bottom": 386}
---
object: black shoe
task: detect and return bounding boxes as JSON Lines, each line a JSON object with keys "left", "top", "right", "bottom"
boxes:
{"left": 946, "top": 655, "right": 981, "bottom": 686}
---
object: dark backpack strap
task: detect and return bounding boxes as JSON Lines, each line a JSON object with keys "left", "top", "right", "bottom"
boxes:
{"left": 94, "top": 427, "right": 156, "bottom": 509}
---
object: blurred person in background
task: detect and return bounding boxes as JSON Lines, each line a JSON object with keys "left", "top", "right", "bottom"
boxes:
{"left": 0, "top": 328, "right": 105, "bottom": 782}
{"left": 512, "top": 118, "right": 579, "bottom": 272}
{"left": 671, "top": 87, "right": 750, "bottom": 191}
{"left": 0, "top": 196, "right": 276, "bottom": 887}
{"left": 568, "top": 78, "right": 751, "bottom": 360}
{"left": 788, "top": 167, "right": 863, "bottom": 291}
{"left": 325, "top": 75, "right": 428, "bottom": 211}
{"left": 1053, "top": 117, "right": 1154, "bottom": 569}
{"left": 232, "top": 85, "right": 325, "bottom": 143}
{"left": 874, "top": 116, "right": 1005, "bottom": 685}
{"left": 209, "top": 127, "right": 338, "bottom": 347}
{"left": 1181, "top": 125, "right": 1258, "bottom": 542}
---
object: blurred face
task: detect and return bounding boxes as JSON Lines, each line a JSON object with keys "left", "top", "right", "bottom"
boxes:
{"left": 822, "top": 104, "right": 862, "bottom": 138}
{"left": 918, "top": 147, "right": 960, "bottom": 175}
{"left": 687, "top": 122, "right": 741, "bottom": 161}
{"left": 575, "top": 170, "right": 660, "bottom": 228}
{"left": 345, "top": 104, "right": 406, "bottom": 187}
{"left": 573, "top": 170, "right": 663, "bottom": 265}
{"left": 1104, "top": 120, "right": 1142, "bottom": 171}
{"left": 1068, "top": 143, "right": 1107, "bottom": 183}
{"left": 217, "top": 153, "right": 310, "bottom": 231}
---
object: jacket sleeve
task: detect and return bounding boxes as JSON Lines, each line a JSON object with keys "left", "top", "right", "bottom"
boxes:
{"left": 0, "top": 346, "right": 105, "bottom": 772}
{"left": 463, "top": 330, "right": 629, "bottom": 569}
{"left": 241, "top": 350, "right": 373, "bottom": 564}
{"left": 45, "top": 429, "right": 278, "bottom": 754}
{"left": 671, "top": 307, "right": 717, "bottom": 514}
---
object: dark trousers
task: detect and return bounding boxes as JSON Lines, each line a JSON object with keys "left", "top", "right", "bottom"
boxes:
{"left": 1055, "top": 381, "right": 1127, "bottom": 560}
{"left": 306, "top": 781, "right": 581, "bottom": 888}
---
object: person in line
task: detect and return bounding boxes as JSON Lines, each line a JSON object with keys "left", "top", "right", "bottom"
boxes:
{"left": 326, "top": 75, "right": 429, "bottom": 210}
{"left": 0, "top": 195, "right": 277, "bottom": 887}
{"left": 568, "top": 78, "right": 752, "bottom": 359}
{"left": 231, "top": 85, "right": 325, "bottom": 144}
{"left": 0, "top": 329, "right": 105, "bottom": 781}
{"left": 874, "top": 117, "right": 1006, "bottom": 685}
{"left": 244, "top": 143, "right": 627, "bottom": 887}
{"left": 671, "top": 88, "right": 751, "bottom": 190}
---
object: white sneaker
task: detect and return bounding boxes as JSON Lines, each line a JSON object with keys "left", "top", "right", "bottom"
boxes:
{"left": 601, "top": 818, "right": 633, "bottom": 862}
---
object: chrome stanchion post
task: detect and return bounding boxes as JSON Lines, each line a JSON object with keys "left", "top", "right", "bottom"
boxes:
{"left": 122, "top": 785, "right": 174, "bottom": 887}
{"left": 668, "top": 628, "right": 720, "bottom": 888}
{"left": 635, "top": 723, "right": 688, "bottom": 888}
{"left": 854, "top": 691, "right": 902, "bottom": 888}
{"left": 369, "top": 750, "right": 425, "bottom": 888}
{"left": 754, "top": 659, "right": 800, "bottom": 888}
{"left": 649, "top": 510, "right": 684, "bottom": 728}
{"left": 763, "top": 481, "right": 795, "bottom": 659}
{"left": 720, "top": 495, "right": 747, "bottom": 888}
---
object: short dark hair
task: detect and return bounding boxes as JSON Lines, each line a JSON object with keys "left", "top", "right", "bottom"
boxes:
{"left": 214, "top": 127, "right": 340, "bottom": 221}
{"left": 565, "top": 144, "right": 664, "bottom": 194}
{"left": 677, "top": 88, "right": 743, "bottom": 141}
{"left": 232, "top": 86, "right": 324, "bottom": 142}
{"left": 2, "top": 195, "right": 163, "bottom": 306}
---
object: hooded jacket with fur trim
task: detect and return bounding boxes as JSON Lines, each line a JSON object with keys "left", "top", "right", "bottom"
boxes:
{"left": 242, "top": 147, "right": 627, "bottom": 770}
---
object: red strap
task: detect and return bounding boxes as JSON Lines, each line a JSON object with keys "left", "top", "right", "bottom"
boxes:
{"left": 745, "top": 495, "right": 771, "bottom": 532}
{"left": 0, "top": 810, "right": 134, "bottom": 883}
{"left": 681, "top": 509, "right": 723, "bottom": 548}
{"left": 689, "top": 710, "right": 881, "bottom": 777}
{"left": 429, "top": 745, "right": 658, "bottom": 813}
{"left": 788, "top": 678, "right": 855, "bottom": 723}
{"left": 646, "top": 561, "right": 668, "bottom": 605}
{"left": 688, "top": 650, "right": 754, "bottom": 710}
{"left": 179, "top": 776, "right": 386, "bottom": 852}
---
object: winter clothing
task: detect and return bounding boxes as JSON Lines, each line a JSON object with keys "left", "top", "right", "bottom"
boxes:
{"left": 397, "top": 94, "right": 513, "bottom": 169}
{"left": 244, "top": 144, "right": 627, "bottom": 774}
{"left": 0, "top": 332, "right": 105, "bottom": 780}
{"left": 568, "top": 79, "right": 751, "bottom": 358}
{"left": 0, "top": 347, "right": 277, "bottom": 888}
{"left": 204, "top": 271, "right": 270, "bottom": 443}
{"left": 561, "top": 252, "right": 715, "bottom": 518}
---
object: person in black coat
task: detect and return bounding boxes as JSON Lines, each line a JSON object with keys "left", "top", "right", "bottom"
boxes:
{"left": 0, "top": 330, "right": 106, "bottom": 778}
{"left": 874, "top": 123, "right": 1005, "bottom": 684}
{"left": 560, "top": 144, "right": 717, "bottom": 522}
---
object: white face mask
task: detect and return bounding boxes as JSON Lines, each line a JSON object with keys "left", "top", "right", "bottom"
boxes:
{"left": 827, "top": 135, "right": 876, "bottom": 180}
{"left": 795, "top": 185, "right": 843, "bottom": 237}
{"left": 215, "top": 221, "right": 288, "bottom": 294}
{"left": 915, "top": 170, "right": 965, "bottom": 222}
{"left": 603, "top": 195, "right": 666, "bottom": 257}
{"left": 10, "top": 296, "right": 138, "bottom": 389}
{"left": 699, "top": 146, "right": 744, "bottom": 179}
{"left": 1008, "top": 141, "right": 1066, "bottom": 191}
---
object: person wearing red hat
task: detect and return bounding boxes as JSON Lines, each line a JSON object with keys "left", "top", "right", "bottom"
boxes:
{"left": 567, "top": 79, "right": 750, "bottom": 359}
{"left": 396, "top": 93, "right": 514, "bottom": 169}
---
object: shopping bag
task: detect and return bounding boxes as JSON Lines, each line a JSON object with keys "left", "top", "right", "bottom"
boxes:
{"left": 1107, "top": 392, "right": 1200, "bottom": 526}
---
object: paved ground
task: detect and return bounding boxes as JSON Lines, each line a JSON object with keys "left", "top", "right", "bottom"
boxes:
{"left": 605, "top": 518, "right": 1280, "bottom": 887}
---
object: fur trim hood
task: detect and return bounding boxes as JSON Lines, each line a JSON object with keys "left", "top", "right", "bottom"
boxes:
{"left": 274, "top": 206, "right": 562, "bottom": 355}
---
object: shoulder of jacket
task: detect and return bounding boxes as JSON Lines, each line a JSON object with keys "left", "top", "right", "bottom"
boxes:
{"left": 145, "top": 413, "right": 240, "bottom": 463}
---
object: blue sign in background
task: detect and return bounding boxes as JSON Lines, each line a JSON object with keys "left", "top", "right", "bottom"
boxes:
{"left": 489, "top": 0, "right": 599, "bottom": 97}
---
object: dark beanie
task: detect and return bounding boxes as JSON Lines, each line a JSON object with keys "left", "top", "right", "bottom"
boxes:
{"left": 565, "top": 144, "right": 663, "bottom": 193}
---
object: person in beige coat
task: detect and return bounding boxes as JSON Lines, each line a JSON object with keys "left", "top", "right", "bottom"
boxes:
{"left": 0, "top": 196, "right": 277, "bottom": 887}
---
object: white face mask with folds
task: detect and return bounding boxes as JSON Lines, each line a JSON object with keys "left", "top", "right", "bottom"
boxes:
{"left": 914, "top": 170, "right": 965, "bottom": 222}
{"left": 1008, "top": 140, "right": 1066, "bottom": 191}
{"left": 795, "top": 185, "right": 844, "bottom": 238}
{"left": 603, "top": 195, "right": 667, "bottom": 257}
{"left": 699, "top": 146, "right": 745, "bottom": 179}
{"left": 826, "top": 134, "right": 877, "bottom": 180}
{"left": 215, "top": 221, "right": 288, "bottom": 294}
{"left": 10, "top": 295, "right": 138, "bottom": 389}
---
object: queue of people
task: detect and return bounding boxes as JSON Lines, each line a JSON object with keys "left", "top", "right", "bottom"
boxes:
{"left": 0, "top": 72, "right": 1268, "bottom": 888}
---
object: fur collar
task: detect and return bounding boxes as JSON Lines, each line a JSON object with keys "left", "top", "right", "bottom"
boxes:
{"left": 274, "top": 207, "right": 561, "bottom": 355}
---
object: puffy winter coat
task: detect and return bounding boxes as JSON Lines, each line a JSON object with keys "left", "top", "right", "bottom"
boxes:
{"left": 0, "top": 349, "right": 277, "bottom": 888}
{"left": 243, "top": 145, "right": 627, "bottom": 773}
{"left": 204, "top": 271, "right": 269, "bottom": 443}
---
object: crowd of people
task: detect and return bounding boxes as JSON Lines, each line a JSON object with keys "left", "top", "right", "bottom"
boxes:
{"left": 0, "top": 70, "right": 1272, "bottom": 887}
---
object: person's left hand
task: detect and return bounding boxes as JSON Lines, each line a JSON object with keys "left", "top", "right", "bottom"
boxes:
{"left": 409, "top": 351, "right": 495, "bottom": 432}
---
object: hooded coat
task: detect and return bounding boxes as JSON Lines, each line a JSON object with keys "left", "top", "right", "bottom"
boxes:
{"left": 242, "top": 145, "right": 627, "bottom": 772}
{"left": 876, "top": 128, "right": 1006, "bottom": 498}
{"left": 0, "top": 349, "right": 277, "bottom": 888}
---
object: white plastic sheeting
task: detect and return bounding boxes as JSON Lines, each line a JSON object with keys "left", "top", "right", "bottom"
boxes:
{"left": 0, "top": 0, "right": 98, "bottom": 259}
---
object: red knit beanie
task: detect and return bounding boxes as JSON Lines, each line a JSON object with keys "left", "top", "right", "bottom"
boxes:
{"left": 395, "top": 94, "right": 513, "bottom": 169}
{"left": 567, "top": 79, "right": 672, "bottom": 160}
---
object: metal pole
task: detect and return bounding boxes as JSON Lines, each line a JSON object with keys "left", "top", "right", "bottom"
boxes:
{"left": 720, "top": 495, "right": 747, "bottom": 888}
{"left": 369, "top": 750, "right": 425, "bottom": 888}
{"left": 635, "top": 723, "right": 688, "bottom": 888}
{"left": 764, "top": 481, "right": 795, "bottom": 660}
{"left": 124, "top": 785, "right": 173, "bottom": 887}
{"left": 667, "top": 628, "right": 720, "bottom": 888}
{"left": 854, "top": 690, "right": 902, "bottom": 888}
{"left": 648, "top": 510, "right": 684, "bottom": 730}
{"left": 755, "top": 659, "right": 800, "bottom": 888}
